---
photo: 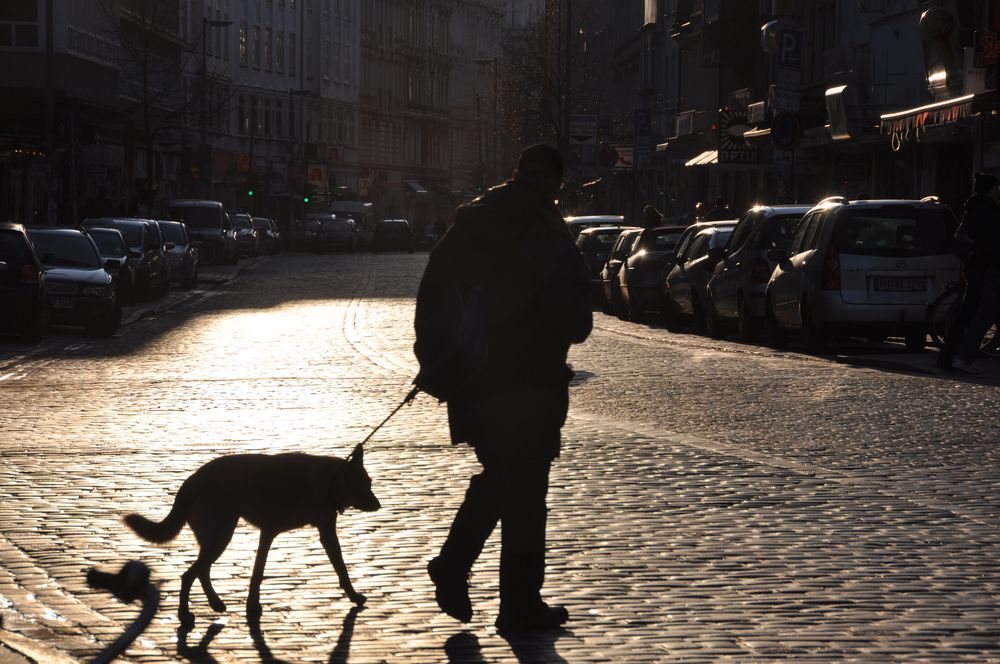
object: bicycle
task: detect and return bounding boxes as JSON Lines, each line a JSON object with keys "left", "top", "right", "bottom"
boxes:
{"left": 86, "top": 561, "right": 159, "bottom": 664}
{"left": 926, "top": 283, "right": 1000, "bottom": 355}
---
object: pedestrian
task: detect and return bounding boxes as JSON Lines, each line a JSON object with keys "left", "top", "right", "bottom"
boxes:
{"left": 642, "top": 204, "right": 662, "bottom": 228}
{"left": 417, "top": 144, "right": 592, "bottom": 632}
{"left": 938, "top": 171, "right": 1000, "bottom": 374}
{"left": 704, "top": 195, "right": 730, "bottom": 220}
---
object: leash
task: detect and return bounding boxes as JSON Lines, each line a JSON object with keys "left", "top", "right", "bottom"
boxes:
{"left": 346, "top": 386, "right": 420, "bottom": 462}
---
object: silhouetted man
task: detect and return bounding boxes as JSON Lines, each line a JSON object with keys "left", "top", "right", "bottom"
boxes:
{"left": 642, "top": 204, "right": 663, "bottom": 228}
{"left": 418, "top": 144, "right": 592, "bottom": 632}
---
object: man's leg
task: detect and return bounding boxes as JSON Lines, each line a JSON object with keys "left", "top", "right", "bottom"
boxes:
{"left": 959, "top": 269, "right": 1000, "bottom": 364}
{"left": 497, "top": 453, "right": 551, "bottom": 609}
{"left": 940, "top": 274, "right": 983, "bottom": 367}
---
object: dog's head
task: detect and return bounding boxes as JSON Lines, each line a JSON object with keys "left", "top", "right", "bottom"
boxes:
{"left": 334, "top": 444, "right": 381, "bottom": 513}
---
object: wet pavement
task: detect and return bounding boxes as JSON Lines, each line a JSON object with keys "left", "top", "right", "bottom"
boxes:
{"left": 1, "top": 251, "right": 999, "bottom": 662}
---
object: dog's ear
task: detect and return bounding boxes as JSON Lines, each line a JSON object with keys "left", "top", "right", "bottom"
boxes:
{"left": 351, "top": 444, "right": 364, "bottom": 464}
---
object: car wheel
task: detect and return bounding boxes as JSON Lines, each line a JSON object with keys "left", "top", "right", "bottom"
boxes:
{"left": 800, "top": 298, "right": 826, "bottom": 352}
{"left": 20, "top": 307, "right": 46, "bottom": 344}
{"left": 765, "top": 295, "right": 786, "bottom": 348}
{"left": 600, "top": 286, "right": 613, "bottom": 315}
{"left": 692, "top": 296, "right": 707, "bottom": 334}
{"left": 705, "top": 295, "right": 722, "bottom": 338}
{"left": 89, "top": 304, "right": 121, "bottom": 338}
{"left": 736, "top": 294, "right": 757, "bottom": 341}
{"left": 904, "top": 328, "right": 927, "bottom": 353}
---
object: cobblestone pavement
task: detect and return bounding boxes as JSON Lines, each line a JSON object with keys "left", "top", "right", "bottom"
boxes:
{"left": 1, "top": 252, "right": 999, "bottom": 662}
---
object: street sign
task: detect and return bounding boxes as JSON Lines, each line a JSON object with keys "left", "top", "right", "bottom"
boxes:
{"left": 569, "top": 114, "right": 598, "bottom": 145}
{"left": 307, "top": 163, "right": 327, "bottom": 188}
{"left": 777, "top": 27, "right": 803, "bottom": 69}
{"left": 613, "top": 146, "right": 634, "bottom": 170}
{"left": 718, "top": 110, "right": 758, "bottom": 164}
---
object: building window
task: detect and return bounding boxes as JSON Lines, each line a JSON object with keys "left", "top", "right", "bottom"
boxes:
{"left": 276, "top": 100, "right": 283, "bottom": 137}
{"left": 239, "top": 21, "right": 247, "bottom": 64}
{"left": 276, "top": 32, "right": 284, "bottom": 71}
{"left": 264, "top": 27, "right": 272, "bottom": 69}
{"left": 264, "top": 98, "right": 272, "bottom": 135}
{"left": 306, "top": 37, "right": 312, "bottom": 78}
{"left": 251, "top": 25, "right": 261, "bottom": 67}
{"left": 238, "top": 95, "right": 247, "bottom": 133}
{"left": 289, "top": 33, "right": 296, "bottom": 75}
{"left": 0, "top": 0, "right": 38, "bottom": 47}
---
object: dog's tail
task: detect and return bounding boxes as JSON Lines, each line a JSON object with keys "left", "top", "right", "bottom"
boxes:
{"left": 123, "top": 479, "right": 193, "bottom": 544}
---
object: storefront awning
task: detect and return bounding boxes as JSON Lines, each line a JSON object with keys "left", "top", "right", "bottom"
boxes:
{"left": 879, "top": 93, "right": 977, "bottom": 135}
{"left": 405, "top": 180, "right": 430, "bottom": 197}
{"left": 684, "top": 150, "right": 718, "bottom": 167}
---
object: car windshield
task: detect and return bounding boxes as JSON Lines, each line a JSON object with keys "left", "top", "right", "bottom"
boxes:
{"left": 252, "top": 219, "right": 270, "bottom": 230}
{"left": 29, "top": 232, "right": 101, "bottom": 269}
{"left": 170, "top": 206, "right": 220, "bottom": 228}
{"left": 833, "top": 208, "right": 955, "bottom": 257}
{"left": 88, "top": 229, "right": 127, "bottom": 257}
{"left": 233, "top": 215, "right": 252, "bottom": 229}
{"left": 754, "top": 214, "right": 802, "bottom": 250}
{"left": 159, "top": 223, "right": 187, "bottom": 244}
{"left": 302, "top": 219, "right": 322, "bottom": 232}
{"left": 639, "top": 230, "right": 683, "bottom": 252}
{"left": 0, "top": 230, "right": 30, "bottom": 262}
{"left": 584, "top": 229, "right": 621, "bottom": 250}
{"left": 86, "top": 221, "right": 142, "bottom": 249}
{"left": 323, "top": 220, "right": 352, "bottom": 231}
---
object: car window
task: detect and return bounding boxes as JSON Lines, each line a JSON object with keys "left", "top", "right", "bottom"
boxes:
{"left": 252, "top": 218, "right": 270, "bottom": 230}
{"left": 727, "top": 211, "right": 759, "bottom": 251}
{"left": 687, "top": 233, "right": 710, "bottom": 260}
{"left": 170, "top": 206, "right": 221, "bottom": 229}
{"left": 0, "top": 231, "right": 30, "bottom": 263}
{"left": 787, "top": 214, "right": 817, "bottom": 256}
{"left": 29, "top": 233, "right": 102, "bottom": 269}
{"left": 638, "top": 229, "right": 684, "bottom": 252}
{"left": 610, "top": 232, "right": 631, "bottom": 258}
{"left": 753, "top": 214, "right": 803, "bottom": 250}
{"left": 833, "top": 207, "right": 955, "bottom": 257}
{"left": 673, "top": 228, "right": 698, "bottom": 261}
{"left": 159, "top": 223, "right": 187, "bottom": 244}
{"left": 107, "top": 223, "right": 143, "bottom": 250}
{"left": 89, "top": 230, "right": 127, "bottom": 257}
{"left": 233, "top": 215, "right": 253, "bottom": 229}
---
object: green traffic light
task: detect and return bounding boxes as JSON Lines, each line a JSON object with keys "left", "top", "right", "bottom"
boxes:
{"left": 248, "top": 190, "right": 254, "bottom": 197}
{"left": 303, "top": 196, "right": 309, "bottom": 203}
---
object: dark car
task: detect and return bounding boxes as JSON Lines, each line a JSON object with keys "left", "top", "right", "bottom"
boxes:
{"left": 617, "top": 225, "right": 687, "bottom": 321}
{"left": 157, "top": 220, "right": 199, "bottom": 289}
{"left": 85, "top": 227, "right": 138, "bottom": 305}
{"left": 662, "top": 223, "right": 737, "bottom": 332}
{"left": 0, "top": 222, "right": 48, "bottom": 342}
{"left": 231, "top": 213, "right": 261, "bottom": 257}
{"left": 253, "top": 217, "right": 281, "bottom": 254}
{"left": 81, "top": 218, "right": 168, "bottom": 301}
{"left": 168, "top": 199, "right": 239, "bottom": 265}
{"left": 297, "top": 214, "right": 357, "bottom": 253}
{"left": 575, "top": 226, "right": 637, "bottom": 304}
{"left": 600, "top": 228, "right": 643, "bottom": 316}
{"left": 27, "top": 228, "right": 121, "bottom": 337}
{"left": 373, "top": 219, "right": 415, "bottom": 253}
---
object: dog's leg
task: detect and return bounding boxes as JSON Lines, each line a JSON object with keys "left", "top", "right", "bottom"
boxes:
{"left": 318, "top": 522, "right": 366, "bottom": 605}
{"left": 184, "top": 513, "right": 237, "bottom": 625}
{"left": 246, "top": 530, "right": 276, "bottom": 621}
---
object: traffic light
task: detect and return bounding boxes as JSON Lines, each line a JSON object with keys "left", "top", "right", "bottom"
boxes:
{"left": 303, "top": 196, "right": 310, "bottom": 203}
{"left": 248, "top": 189, "right": 254, "bottom": 197}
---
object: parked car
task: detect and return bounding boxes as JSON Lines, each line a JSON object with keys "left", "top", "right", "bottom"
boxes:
{"left": 168, "top": 199, "right": 238, "bottom": 265}
{"left": 600, "top": 228, "right": 643, "bottom": 315}
{"left": 618, "top": 225, "right": 688, "bottom": 321}
{"left": 231, "top": 213, "right": 261, "bottom": 257}
{"left": 565, "top": 215, "right": 628, "bottom": 240}
{"left": 576, "top": 226, "right": 637, "bottom": 303}
{"left": 373, "top": 219, "right": 416, "bottom": 253}
{"left": 302, "top": 214, "right": 358, "bottom": 253}
{"left": 157, "top": 220, "right": 199, "bottom": 289}
{"left": 0, "top": 222, "right": 48, "bottom": 342}
{"left": 662, "top": 221, "right": 737, "bottom": 331}
{"left": 705, "top": 205, "right": 811, "bottom": 339}
{"left": 81, "top": 218, "right": 168, "bottom": 301}
{"left": 253, "top": 217, "right": 281, "bottom": 254}
{"left": 27, "top": 227, "right": 121, "bottom": 337}
{"left": 85, "top": 227, "right": 138, "bottom": 306}
{"left": 764, "top": 198, "right": 959, "bottom": 352}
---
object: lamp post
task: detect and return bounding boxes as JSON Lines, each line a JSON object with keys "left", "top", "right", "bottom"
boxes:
{"left": 473, "top": 58, "right": 499, "bottom": 186}
{"left": 200, "top": 17, "right": 233, "bottom": 197}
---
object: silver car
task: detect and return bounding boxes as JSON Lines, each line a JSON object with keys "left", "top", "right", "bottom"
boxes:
{"left": 764, "top": 198, "right": 960, "bottom": 351}
{"left": 705, "top": 204, "right": 811, "bottom": 339}
{"left": 662, "top": 222, "right": 736, "bottom": 331}
{"left": 565, "top": 215, "right": 628, "bottom": 240}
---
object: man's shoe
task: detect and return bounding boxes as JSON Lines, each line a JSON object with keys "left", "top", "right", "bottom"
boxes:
{"left": 495, "top": 602, "right": 569, "bottom": 633}
{"left": 956, "top": 360, "right": 985, "bottom": 375}
{"left": 427, "top": 557, "right": 472, "bottom": 622}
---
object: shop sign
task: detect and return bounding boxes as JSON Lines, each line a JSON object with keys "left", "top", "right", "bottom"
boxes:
{"left": 718, "top": 110, "right": 758, "bottom": 164}
{"left": 976, "top": 30, "right": 1000, "bottom": 67}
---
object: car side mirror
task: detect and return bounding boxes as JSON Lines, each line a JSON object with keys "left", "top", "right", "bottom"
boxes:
{"left": 104, "top": 258, "right": 121, "bottom": 271}
{"left": 164, "top": 242, "right": 176, "bottom": 251}
{"left": 0, "top": 260, "right": 7, "bottom": 271}
{"left": 766, "top": 248, "right": 787, "bottom": 262}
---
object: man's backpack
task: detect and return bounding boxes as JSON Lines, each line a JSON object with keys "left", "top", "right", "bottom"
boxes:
{"left": 412, "top": 223, "right": 490, "bottom": 402}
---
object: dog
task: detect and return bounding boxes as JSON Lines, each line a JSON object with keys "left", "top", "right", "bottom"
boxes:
{"left": 124, "top": 445, "right": 380, "bottom": 627}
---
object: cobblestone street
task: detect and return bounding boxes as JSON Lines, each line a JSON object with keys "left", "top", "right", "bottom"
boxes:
{"left": 1, "top": 251, "right": 999, "bottom": 662}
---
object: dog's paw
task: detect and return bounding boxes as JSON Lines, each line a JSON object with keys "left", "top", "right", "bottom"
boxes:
{"left": 179, "top": 609, "right": 196, "bottom": 630}
{"left": 348, "top": 591, "right": 367, "bottom": 606}
{"left": 246, "top": 602, "right": 263, "bottom": 620}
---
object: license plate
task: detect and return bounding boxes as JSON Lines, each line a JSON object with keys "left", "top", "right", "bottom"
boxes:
{"left": 52, "top": 298, "right": 74, "bottom": 309}
{"left": 872, "top": 277, "right": 927, "bottom": 292}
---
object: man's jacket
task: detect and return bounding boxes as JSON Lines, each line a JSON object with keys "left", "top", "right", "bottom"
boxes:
{"left": 962, "top": 194, "right": 1000, "bottom": 271}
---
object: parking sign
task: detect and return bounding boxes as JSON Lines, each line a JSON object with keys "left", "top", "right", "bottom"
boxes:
{"left": 777, "top": 28, "right": 803, "bottom": 69}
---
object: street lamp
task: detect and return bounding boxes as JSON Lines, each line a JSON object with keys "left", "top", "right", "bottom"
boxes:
{"left": 473, "top": 58, "right": 499, "bottom": 186}
{"left": 200, "top": 17, "right": 233, "bottom": 197}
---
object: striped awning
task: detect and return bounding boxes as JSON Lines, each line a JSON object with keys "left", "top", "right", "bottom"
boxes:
{"left": 880, "top": 93, "right": 977, "bottom": 135}
{"left": 684, "top": 150, "right": 718, "bottom": 167}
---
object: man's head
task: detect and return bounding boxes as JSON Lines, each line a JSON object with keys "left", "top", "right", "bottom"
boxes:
{"left": 513, "top": 144, "right": 564, "bottom": 201}
{"left": 974, "top": 172, "right": 1000, "bottom": 201}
